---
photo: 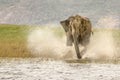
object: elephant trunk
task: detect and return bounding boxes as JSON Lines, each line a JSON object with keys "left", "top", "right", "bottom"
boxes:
{"left": 73, "top": 32, "right": 81, "bottom": 59}
{"left": 73, "top": 35, "right": 81, "bottom": 59}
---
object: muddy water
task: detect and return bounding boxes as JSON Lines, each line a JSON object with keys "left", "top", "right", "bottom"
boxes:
{"left": 0, "top": 58, "right": 120, "bottom": 80}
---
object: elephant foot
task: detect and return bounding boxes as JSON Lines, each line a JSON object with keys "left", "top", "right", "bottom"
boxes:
{"left": 77, "top": 56, "right": 81, "bottom": 59}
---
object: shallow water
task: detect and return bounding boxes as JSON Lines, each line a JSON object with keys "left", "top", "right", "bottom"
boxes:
{"left": 0, "top": 58, "right": 120, "bottom": 80}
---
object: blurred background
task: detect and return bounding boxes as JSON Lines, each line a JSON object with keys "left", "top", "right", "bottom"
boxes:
{"left": 0, "top": 0, "right": 119, "bottom": 27}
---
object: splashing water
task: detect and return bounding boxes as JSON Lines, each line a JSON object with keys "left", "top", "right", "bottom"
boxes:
{"left": 27, "top": 27, "right": 76, "bottom": 59}
{"left": 82, "top": 31, "right": 116, "bottom": 59}
{"left": 83, "top": 15, "right": 119, "bottom": 59}
{"left": 27, "top": 15, "right": 119, "bottom": 60}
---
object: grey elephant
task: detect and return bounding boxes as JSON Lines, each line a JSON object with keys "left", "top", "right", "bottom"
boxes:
{"left": 60, "top": 15, "right": 93, "bottom": 59}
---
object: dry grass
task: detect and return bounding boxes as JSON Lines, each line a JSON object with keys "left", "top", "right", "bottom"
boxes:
{"left": 0, "top": 24, "right": 120, "bottom": 59}
{"left": 0, "top": 24, "right": 34, "bottom": 58}
{"left": 0, "top": 42, "right": 33, "bottom": 58}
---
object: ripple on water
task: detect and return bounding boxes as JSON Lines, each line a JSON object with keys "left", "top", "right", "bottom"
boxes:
{"left": 0, "top": 58, "right": 120, "bottom": 80}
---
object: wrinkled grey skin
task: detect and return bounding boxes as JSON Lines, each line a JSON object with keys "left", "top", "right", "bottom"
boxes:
{"left": 60, "top": 15, "right": 92, "bottom": 59}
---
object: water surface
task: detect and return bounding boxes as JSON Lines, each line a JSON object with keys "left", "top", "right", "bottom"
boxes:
{"left": 0, "top": 58, "right": 120, "bottom": 80}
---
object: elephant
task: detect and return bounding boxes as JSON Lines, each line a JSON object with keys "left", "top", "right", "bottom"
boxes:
{"left": 60, "top": 15, "right": 92, "bottom": 59}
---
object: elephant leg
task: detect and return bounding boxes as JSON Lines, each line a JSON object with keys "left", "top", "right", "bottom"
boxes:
{"left": 66, "top": 32, "right": 73, "bottom": 46}
{"left": 73, "top": 35, "right": 81, "bottom": 59}
{"left": 81, "top": 34, "right": 90, "bottom": 55}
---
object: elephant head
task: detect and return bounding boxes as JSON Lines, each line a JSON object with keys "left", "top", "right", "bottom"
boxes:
{"left": 60, "top": 15, "right": 92, "bottom": 59}
{"left": 60, "top": 15, "right": 84, "bottom": 46}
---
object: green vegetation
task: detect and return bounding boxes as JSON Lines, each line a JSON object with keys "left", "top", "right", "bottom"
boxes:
{"left": 0, "top": 24, "right": 65, "bottom": 58}
{"left": 0, "top": 24, "right": 33, "bottom": 58}
{"left": 0, "top": 24, "right": 120, "bottom": 59}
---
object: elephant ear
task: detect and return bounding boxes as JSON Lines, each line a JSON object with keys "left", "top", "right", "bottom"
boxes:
{"left": 81, "top": 17, "right": 92, "bottom": 38}
{"left": 60, "top": 20, "right": 69, "bottom": 32}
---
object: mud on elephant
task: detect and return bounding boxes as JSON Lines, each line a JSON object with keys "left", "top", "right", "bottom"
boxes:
{"left": 60, "top": 15, "right": 93, "bottom": 59}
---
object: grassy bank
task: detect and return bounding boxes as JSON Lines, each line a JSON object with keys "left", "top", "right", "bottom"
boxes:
{"left": 0, "top": 24, "right": 120, "bottom": 58}
{"left": 0, "top": 24, "right": 33, "bottom": 58}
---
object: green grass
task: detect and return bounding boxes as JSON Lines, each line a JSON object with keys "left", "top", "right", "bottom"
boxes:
{"left": 0, "top": 24, "right": 65, "bottom": 58}
{"left": 0, "top": 24, "right": 28, "bottom": 40}
{"left": 0, "top": 24, "right": 120, "bottom": 59}
{"left": 0, "top": 24, "right": 33, "bottom": 58}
